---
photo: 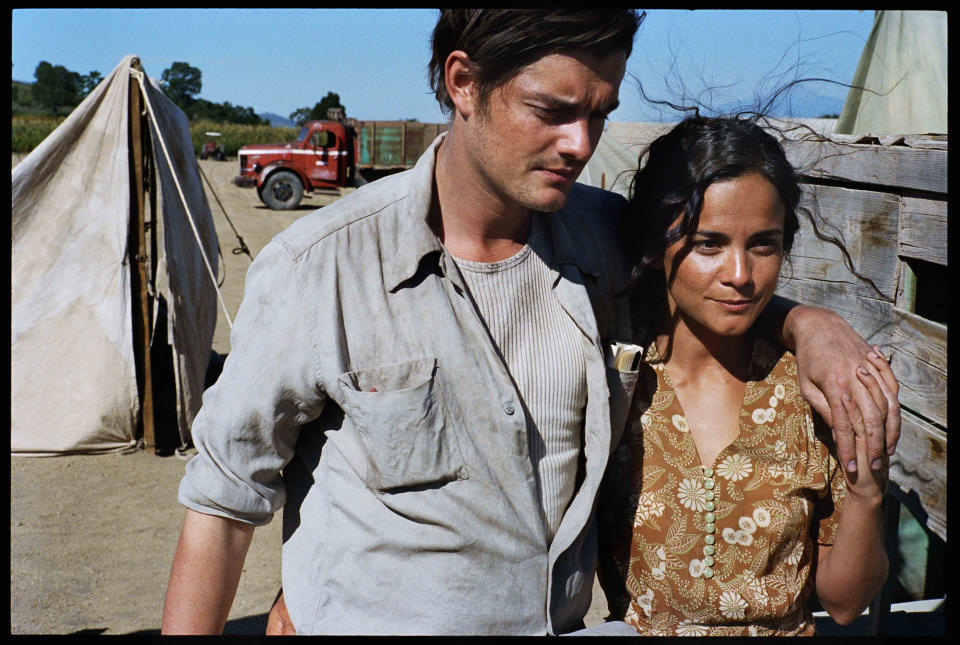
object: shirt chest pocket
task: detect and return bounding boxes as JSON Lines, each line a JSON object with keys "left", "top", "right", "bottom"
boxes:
{"left": 336, "top": 357, "right": 468, "bottom": 492}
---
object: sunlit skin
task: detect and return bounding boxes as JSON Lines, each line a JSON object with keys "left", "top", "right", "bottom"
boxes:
{"left": 467, "top": 50, "right": 625, "bottom": 215}
{"left": 434, "top": 49, "right": 625, "bottom": 262}
{"left": 654, "top": 172, "right": 786, "bottom": 468}
{"left": 660, "top": 172, "right": 786, "bottom": 355}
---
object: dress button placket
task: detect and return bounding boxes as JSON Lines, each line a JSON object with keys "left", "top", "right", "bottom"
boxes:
{"left": 702, "top": 466, "right": 716, "bottom": 579}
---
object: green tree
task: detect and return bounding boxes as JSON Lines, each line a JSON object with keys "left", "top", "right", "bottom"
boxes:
{"left": 289, "top": 91, "right": 346, "bottom": 126}
{"left": 315, "top": 92, "right": 344, "bottom": 120}
{"left": 289, "top": 106, "right": 311, "bottom": 126}
{"left": 32, "top": 61, "right": 82, "bottom": 113}
{"left": 80, "top": 70, "right": 104, "bottom": 95}
{"left": 160, "top": 62, "right": 202, "bottom": 109}
{"left": 187, "top": 98, "right": 267, "bottom": 125}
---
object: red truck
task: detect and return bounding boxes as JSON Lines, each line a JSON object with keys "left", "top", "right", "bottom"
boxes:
{"left": 234, "top": 118, "right": 449, "bottom": 210}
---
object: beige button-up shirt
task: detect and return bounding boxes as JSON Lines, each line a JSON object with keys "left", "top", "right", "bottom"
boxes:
{"left": 178, "top": 135, "right": 634, "bottom": 634}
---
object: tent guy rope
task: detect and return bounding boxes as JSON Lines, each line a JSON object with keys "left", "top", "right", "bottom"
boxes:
{"left": 130, "top": 67, "right": 234, "bottom": 330}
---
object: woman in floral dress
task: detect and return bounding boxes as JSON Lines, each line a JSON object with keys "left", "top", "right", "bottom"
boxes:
{"left": 596, "top": 116, "right": 898, "bottom": 635}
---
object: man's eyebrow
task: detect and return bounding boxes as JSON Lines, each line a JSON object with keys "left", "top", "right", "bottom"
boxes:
{"left": 529, "top": 93, "right": 576, "bottom": 108}
{"left": 529, "top": 93, "right": 620, "bottom": 113}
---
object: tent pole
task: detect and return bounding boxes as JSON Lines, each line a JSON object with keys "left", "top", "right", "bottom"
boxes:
{"left": 128, "top": 62, "right": 156, "bottom": 450}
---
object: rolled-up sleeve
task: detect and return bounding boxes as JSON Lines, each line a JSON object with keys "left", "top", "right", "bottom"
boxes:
{"left": 178, "top": 240, "right": 326, "bottom": 526}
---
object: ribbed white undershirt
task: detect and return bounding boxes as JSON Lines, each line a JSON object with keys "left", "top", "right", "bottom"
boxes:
{"left": 453, "top": 216, "right": 587, "bottom": 543}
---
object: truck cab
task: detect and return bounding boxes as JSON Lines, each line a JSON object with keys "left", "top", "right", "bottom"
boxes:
{"left": 298, "top": 121, "right": 354, "bottom": 188}
{"left": 235, "top": 120, "right": 357, "bottom": 209}
{"left": 235, "top": 117, "right": 446, "bottom": 210}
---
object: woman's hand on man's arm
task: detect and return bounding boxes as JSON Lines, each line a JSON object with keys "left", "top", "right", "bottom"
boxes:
{"left": 761, "top": 296, "right": 901, "bottom": 473}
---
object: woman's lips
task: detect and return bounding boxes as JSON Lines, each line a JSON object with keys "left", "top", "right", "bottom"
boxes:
{"left": 713, "top": 298, "right": 756, "bottom": 312}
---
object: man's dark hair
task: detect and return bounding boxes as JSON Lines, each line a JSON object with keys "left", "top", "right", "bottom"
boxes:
{"left": 429, "top": 9, "right": 644, "bottom": 115}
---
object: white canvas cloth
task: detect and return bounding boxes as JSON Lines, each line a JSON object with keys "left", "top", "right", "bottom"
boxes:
{"left": 12, "top": 55, "right": 219, "bottom": 455}
{"left": 836, "top": 10, "right": 947, "bottom": 135}
{"left": 575, "top": 126, "right": 650, "bottom": 198}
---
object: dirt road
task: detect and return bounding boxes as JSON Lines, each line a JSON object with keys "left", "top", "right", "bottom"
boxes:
{"left": 10, "top": 157, "right": 607, "bottom": 634}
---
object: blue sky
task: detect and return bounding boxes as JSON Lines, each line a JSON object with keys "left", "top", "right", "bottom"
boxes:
{"left": 11, "top": 9, "right": 876, "bottom": 123}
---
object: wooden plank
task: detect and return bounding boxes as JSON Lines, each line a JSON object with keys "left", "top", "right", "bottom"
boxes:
{"left": 128, "top": 68, "right": 155, "bottom": 448}
{"left": 784, "top": 139, "right": 947, "bottom": 194}
{"left": 902, "top": 135, "right": 948, "bottom": 150}
{"left": 787, "top": 185, "right": 900, "bottom": 300}
{"left": 898, "top": 197, "right": 948, "bottom": 266}
{"left": 896, "top": 262, "right": 917, "bottom": 312}
{"left": 775, "top": 280, "right": 894, "bottom": 350}
{"left": 888, "top": 409, "right": 946, "bottom": 541}
{"left": 889, "top": 307, "right": 947, "bottom": 427}
{"left": 777, "top": 279, "right": 946, "bottom": 427}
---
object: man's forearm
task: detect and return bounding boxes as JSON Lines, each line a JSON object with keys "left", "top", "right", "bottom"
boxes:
{"left": 161, "top": 509, "right": 255, "bottom": 634}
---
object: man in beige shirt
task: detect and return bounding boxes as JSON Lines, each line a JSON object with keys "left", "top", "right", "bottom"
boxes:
{"left": 163, "top": 10, "right": 899, "bottom": 635}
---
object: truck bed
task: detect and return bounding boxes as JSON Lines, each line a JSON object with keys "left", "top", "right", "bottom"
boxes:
{"left": 356, "top": 121, "right": 449, "bottom": 169}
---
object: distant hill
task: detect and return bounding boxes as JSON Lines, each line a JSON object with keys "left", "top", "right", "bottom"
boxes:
{"left": 259, "top": 112, "right": 295, "bottom": 128}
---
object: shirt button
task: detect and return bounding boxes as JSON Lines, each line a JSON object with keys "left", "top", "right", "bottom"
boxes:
{"left": 502, "top": 401, "right": 515, "bottom": 415}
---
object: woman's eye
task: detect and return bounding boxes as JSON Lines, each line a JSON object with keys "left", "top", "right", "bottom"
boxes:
{"left": 752, "top": 239, "right": 781, "bottom": 254}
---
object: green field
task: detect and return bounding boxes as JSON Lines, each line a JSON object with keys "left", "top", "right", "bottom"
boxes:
{"left": 12, "top": 115, "right": 300, "bottom": 157}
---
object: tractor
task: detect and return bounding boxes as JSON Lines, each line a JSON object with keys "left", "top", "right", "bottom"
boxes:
{"left": 199, "top": 131, "right": 226, "bottom": 161}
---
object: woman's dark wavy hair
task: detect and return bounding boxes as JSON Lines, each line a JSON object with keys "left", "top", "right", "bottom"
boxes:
{"left": 621, "top": 110, "right": 882, "bottom": 335}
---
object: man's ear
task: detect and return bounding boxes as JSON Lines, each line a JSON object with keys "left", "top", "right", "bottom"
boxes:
{"left": 445, "top": 50, "right": 477, "bottom": 119}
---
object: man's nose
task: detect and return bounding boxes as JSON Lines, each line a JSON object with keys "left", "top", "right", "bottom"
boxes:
{"left": 556, "top": 118, "right": 594, "bottom": 163}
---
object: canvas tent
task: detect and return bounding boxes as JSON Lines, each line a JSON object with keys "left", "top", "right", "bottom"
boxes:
{"left": 12, "top": 55, "right": 220, "bottom": 455}
{"left": 836, "top": 10, "right": 947, "bottom": 135}
{"left": 574, "top": 122, "right": 673, "bottom": 197}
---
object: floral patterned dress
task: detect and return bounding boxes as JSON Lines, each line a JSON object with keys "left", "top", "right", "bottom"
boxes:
{"left": 597, "top": 335, "right": 846, "bottom": 636}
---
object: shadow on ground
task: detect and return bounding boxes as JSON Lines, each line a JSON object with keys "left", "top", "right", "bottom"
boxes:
{"left": 815, "top": 608, "right": 945, "bottom": 636}
{"left": 72, "top": 609, "right": 943, "bottom": 636}
{"left": 117, "top": 613, "right": 268, "bottom": 636}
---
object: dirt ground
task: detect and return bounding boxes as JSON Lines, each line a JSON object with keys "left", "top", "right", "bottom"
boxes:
{"left": 10, "top": 157, "right": 608, "bottom": 635}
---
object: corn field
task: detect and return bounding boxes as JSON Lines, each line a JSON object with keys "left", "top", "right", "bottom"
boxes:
{"left": 188, "top": 120, "right": 300, "bottom": 158}
{"left": 11, "top": 115, "right": 300, "bottom": 157}
{"left": 11, "top": 115, "right": 64, "bottom": 153}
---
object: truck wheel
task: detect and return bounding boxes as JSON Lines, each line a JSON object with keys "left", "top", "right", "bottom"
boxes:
{"left": 261, "top": 171, "right": 303, "bottom": 210}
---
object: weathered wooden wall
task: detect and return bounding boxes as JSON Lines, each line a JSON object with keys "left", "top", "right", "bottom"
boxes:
{"left": 776, "top": 133, "right": 947, "bottom": 541}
